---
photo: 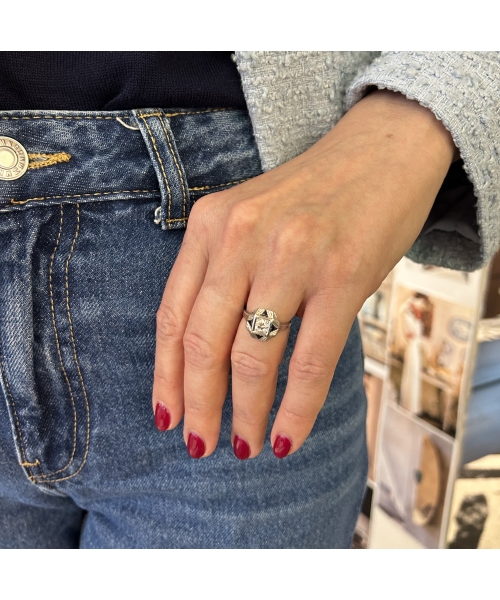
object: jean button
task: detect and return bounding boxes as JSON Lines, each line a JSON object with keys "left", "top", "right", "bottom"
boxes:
{"left": 0, "top": 136, "right": 29, "bottom": 180}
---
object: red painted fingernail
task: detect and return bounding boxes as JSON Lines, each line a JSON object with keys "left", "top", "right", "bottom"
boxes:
{"left": 233, "top": 435, "right": 250, "bottom": 460}
{"left": 273, "top": 434, "right": 292, "bottom": 459}
{"left": 154, "top": 403, "right": 171, "bottom": 431}
{"left": 187, "top": 432, "right": 205, "bottom": 459}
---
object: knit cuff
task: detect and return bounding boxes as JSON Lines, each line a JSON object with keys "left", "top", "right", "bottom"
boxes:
{"left": 346, "top": 52, "right": 500, "bottom": 272}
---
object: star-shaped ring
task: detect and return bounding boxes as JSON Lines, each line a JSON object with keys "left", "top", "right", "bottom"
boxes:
{"left": 243, "top": 308, "right": 292, "bottom": 341}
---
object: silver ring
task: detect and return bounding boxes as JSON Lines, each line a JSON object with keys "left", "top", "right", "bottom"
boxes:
{"left": 243, "top": 308, "right": 292, "bottom": 341}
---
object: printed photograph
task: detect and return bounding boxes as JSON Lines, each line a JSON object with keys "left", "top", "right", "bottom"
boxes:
{"left": 446, "top": 454, "right": 500, "bottom": 549}
{"left": 386, "top": 285, "right": 474, "bottom": 436}
{"left": 363, "top": 371, "right": 384, "bottom": 482}
{"left": 375, "top": 404, "right": 453, "bottom": 548}
{"left": 359, "top": 272, "right": 394, "bottom": 363}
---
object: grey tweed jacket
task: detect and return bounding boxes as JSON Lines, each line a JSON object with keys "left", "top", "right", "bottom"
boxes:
{"left": 234, "top": 52, "right": 500, "bottom": 273}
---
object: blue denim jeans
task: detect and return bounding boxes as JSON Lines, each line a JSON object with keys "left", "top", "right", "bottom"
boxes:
{"left": 0, "top": 107, "right": 368, "bottom": 548}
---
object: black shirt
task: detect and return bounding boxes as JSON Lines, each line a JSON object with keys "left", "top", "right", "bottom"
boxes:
{"left": 0, "top": 52, "right": 246, "bottom": 110}
{"left": 0, "top": 51, "right": 474, "bottom": 233}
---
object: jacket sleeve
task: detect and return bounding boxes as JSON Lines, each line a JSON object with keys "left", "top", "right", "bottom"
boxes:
{"left": 346, "top": 52, "right": 500, "bottom": 272}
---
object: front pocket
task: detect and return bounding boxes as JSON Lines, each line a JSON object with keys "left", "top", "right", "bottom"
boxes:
{"left": 0, "top": 204, "right": 91, "bottom": 491}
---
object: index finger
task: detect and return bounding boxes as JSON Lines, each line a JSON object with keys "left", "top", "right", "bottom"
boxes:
{"left": 152, "top": 233, "right": 208, "bottom": 431}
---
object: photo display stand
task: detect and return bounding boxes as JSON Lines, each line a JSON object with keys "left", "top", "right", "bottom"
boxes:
{"left": 355, "top": 252, "right": 500, "bottom": 549}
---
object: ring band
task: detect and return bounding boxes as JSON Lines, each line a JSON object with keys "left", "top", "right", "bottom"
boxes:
{"left": 243, "top": 308, "right": 292, "bottom": 341}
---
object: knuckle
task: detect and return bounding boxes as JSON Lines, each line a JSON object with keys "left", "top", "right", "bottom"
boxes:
{"left": 330, "top": 245, "right": 366, "bottom": 287}
{"left": 188, "top": 193, "right": 222, "bottom": 235}
{"left": 199, "top": 281, "right": 242, "bottom": 311}
{"left": 184, "top": 398, "right": 215, "bottom": 419}
{"left": 289, "top": 352, "right": 331, "bottom": 384}
{"left": 183, "top": 329, "right": 219, "bottom": 371}
{"left": 232, "top": 405, "right": 267, "bottom": 428}
{"left": 281, "top": 403, "right": 316, "bottom": 422}
{"left": 189, "top": 194, "right": 211, "bottom": 218}
{"left": 231, "top": 348, "right": 274, "bottom": 381}
{"left": 221, "top": 202, "right": 259, "bottom": 244}
{"left": 186, "top": 198, "right": 206, "bottom": 232}
{"left": 156, "top": 305, "right": 184, "bottom": 342}
{"left": 270, "top": 218, "right": 309, "bottom": 259}
{"left": 153, "top": 368, "right": 179, "bottom": 392}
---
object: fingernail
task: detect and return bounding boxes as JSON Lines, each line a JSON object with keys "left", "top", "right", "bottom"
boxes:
{"left": 154, "top": 403, "right": 171, "bottom": 431}
{"left": 273, "top": 434, "right": 292, "bottom": 459}
{"left": 187, "top": 431, "right": 205, "bottom": 459}
{"left": 233, "top": 435, "right": 250, "bottom": 460}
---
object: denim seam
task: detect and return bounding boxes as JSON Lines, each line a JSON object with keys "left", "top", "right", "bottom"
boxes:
{"left": 0, "top": 116, "right": 131, "bottom": 121}
{"left": 0, "top": 108, "right": 233, "bottom": 121}
{"left": 65, "top": 203, "right": 91, "bottom": 481}
{"left": 3, "top": 178, "right": 249, "bottom": 214}
{"left": 37, "top": 204, "right": 79, "bottom": 479}
{"left": 163, "top": 108, "right": 233, "bottom": 117}
{"left": 35, "top": 203, "right": 91, "bottom": 484}
{"left": 9, "top": 189, "right": 159, "bottom": 206}
{"left": 159, "top": 114, "right": 188, "bottom": 220}
{"left": 129, "top": 109, "right": 233, "bottom": 119}
{"left": 138, "top": 113, "right": 163, "bottom": 118}
{"left": 188, "top": 178, "right": 250, "bottom": 192}
{"left": 0, "top": 348, "right": 40, "bottom": 476}
{"left": 137, "top": 112, "right": 173, "bottom": 225}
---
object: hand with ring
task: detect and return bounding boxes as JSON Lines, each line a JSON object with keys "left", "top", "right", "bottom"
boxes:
{"left": 152, "top": 90, "right": 458, "bottom": 459}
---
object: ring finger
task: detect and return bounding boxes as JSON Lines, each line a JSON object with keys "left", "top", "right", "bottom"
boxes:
{"left": 230, "top": 284, "right": 301, "bottom": 459}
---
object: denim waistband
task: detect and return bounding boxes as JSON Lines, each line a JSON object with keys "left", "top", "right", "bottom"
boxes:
{"left": 0, "top": 108, "right": 262, "bottom": 230}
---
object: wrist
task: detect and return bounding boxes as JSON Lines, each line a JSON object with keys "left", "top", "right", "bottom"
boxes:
{"left": 337, "top": 89, "right": 458, "bottom": 167}
{"left": 292, "top": 88, "right": 460, "bottom": 280}
{"left": 369, "top": 89, "right": 459, "bottom": 161}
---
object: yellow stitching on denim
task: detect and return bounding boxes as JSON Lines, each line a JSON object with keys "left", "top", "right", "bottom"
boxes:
{"left": 27, "top": 152, "right": 71, "bottom": 170}
{"left": 163, "top": 108, "right": 232, "bottom": 117}
{"left": 0, "top": 350, "right": 32, "bottom": 470}
{"left": 159, "top": 114, "right": 188, "bottom": 219}
{"left": 138, "top": 112, "right": 173, "bottom": 224}
{"left": 138, "top": 113, "right": 163, "bottom": 119}
{"left": 36, "top": 204, "right": 79, "bottom": 478}
{"left": 0, "top": 115, "right": 130, "bottom": 121}
{"left": 9, "top": 189, "right": 159, "bottom": 206}
{"left": 20, "top": 459, "right": 40, "bottom": 467}
{"left": 188, "top": 178, "right": 250, "bottom": 192}
{"left": 0, "top": 110, "right": 235, "bottom": 120}
{"left": 64, "top": 203, "right": 91, "bottom": 480}
{"left": 165, "top": 217, "right": 188, "bottom": 223}
{"left": 137, "top": 109, "right": 232, "bottom": 119}
{"left": 36, "top": 204, "right": 92, "bottom": 484}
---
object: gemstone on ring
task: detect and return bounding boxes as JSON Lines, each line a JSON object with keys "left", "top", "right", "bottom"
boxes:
{"left": 245, "top": 308, "right": 281, "bottom": 341}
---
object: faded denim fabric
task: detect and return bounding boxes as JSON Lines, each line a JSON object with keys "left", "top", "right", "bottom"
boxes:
{"left": 0, "top": 108, "right": 368, "bottom": 548}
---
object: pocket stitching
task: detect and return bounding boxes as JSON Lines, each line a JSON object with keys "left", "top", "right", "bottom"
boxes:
{"left": 35, "top": 203, "right": 91, "bottom": 484}
{"left": 35, "top": 204, "right": 79, "bottom": 479}
{"left": 9, "top": 189, "right": 159, "bottom": 206}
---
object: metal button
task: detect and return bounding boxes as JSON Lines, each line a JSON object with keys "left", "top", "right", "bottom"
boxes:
{"left": 0, "top": 137, "right": 28, "bottom": 181}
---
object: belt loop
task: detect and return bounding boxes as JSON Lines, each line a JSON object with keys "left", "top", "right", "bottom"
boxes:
{"left": 133, "top": 109, "right": 190, "bottom": 230}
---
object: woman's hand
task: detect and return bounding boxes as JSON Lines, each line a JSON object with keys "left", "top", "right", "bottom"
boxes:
{"left": 152, "top": 90, "right": 457, "bottom": 459}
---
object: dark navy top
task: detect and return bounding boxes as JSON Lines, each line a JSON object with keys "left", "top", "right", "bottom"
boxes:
{"left": 0, "top": 51, "right": 472, "bottom": 224}
{"left": 0, "top": 52, "right": 246, "bottom": 110}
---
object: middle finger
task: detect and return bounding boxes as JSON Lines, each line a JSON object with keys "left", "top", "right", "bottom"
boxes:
{"left": 230, "top": 280, "right": 301, "bottom": 460}
{"left": 182, "top": 261, "right": 249, "bottom": 458}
